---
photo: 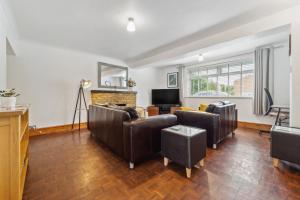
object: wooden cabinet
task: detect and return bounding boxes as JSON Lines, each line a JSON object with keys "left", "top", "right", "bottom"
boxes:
{"left": 147, "top": 106, "right": 159, "bottom": 116}
{"left": 0, "top": 107, "right": 29, "bottom": 200}
{"left": 170, "top": 107, "right": 181, "bottom": 114}
{"left": 147, "top": 106, "right": 181, "bottom": 116}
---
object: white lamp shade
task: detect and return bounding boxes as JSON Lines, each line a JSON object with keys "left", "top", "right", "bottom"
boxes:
{"left": 80, "top": 79, "right": 92, "bottom": 89}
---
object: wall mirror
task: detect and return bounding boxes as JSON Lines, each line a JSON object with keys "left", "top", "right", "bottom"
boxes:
{"left": 98, "top": 62, "right": 128, "bottom": 89}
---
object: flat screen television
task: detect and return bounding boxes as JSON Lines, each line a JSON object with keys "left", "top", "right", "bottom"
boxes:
{"left": 152, "top": 89, "right": 180, "bottom": 105}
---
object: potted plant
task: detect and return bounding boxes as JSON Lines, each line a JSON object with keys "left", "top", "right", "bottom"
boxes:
{"left": 0, "top": 89, "right": 20, "bottom": 107}
{"left": 127, "top": 78, "right": 136, "bottom": 91}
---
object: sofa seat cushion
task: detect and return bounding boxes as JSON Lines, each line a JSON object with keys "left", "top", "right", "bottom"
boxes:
{"left": 180, "top": 107, "right": 195, "bottom": 111}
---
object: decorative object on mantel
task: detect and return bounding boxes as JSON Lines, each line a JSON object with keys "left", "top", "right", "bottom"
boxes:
{"left": 167, "top": 72, "right": 178, "bottom": 88}
{"left": 127, "top": 78, "right": 136, "bottom": 91}
{"left": 72, "top": 79, "right": 92, "bottom": 131}
{"left": 0, "top": 88, "right": 20, "bottom": 107}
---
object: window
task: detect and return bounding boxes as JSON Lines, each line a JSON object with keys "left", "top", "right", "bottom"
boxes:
{"left": 189, "top": 58, "right": 254, "bottom": 97}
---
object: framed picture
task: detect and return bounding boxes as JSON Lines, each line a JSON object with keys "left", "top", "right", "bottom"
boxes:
{"left": 167, "top": 72, "right": 178, "bottom": 88}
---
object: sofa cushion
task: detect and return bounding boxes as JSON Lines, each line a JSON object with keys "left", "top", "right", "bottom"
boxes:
{"left": 123, "top": 107, "right": 139, "bottom": 120}
{"left": 199, "top": 104, "right": 208, "bottom": 112}
{"left": 180, "top": 107, "right": 195, "bottom": 111}
{"left": 205, "top": 104, "right": 216, "bottom": 113}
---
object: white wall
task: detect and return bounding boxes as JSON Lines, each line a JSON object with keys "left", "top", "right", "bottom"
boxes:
{"left": 7, "top": 40, "right": 162, "bottom": 127}
{"left": 8, "top": 39, "right": 288, "bottom": 127}
{"left": 0, "top": 0, "right": 18, "bottom": 89}
{"left": 290, "top": 19, "right": 300, "bottom": 127}
{"left": 7, "top": 41, "right": 126, "bottom": 128}
{"left": 131, "top": 67, "right": 161, "bottom": 107}
{"left": 0, "top": 26, "right": 6, "bottom": 88}
{"left": 273, "top": 44, "right": 290, "bottom": 106}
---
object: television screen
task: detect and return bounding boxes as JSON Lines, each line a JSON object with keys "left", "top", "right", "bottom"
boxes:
{"left": 152, "top": 89, "right": 180, "bottom": 105}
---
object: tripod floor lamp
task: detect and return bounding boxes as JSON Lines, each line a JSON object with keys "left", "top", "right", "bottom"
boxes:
{"left": 72, "top": 79, "right": 92, "bottom": 131}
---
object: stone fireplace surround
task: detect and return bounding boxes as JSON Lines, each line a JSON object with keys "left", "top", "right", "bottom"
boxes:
{"left": 91, "top": 90, "right": 137, "bottom": 107}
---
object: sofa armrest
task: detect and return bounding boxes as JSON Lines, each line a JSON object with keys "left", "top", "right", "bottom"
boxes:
{"left": 123, "top": 114, "right": 177, "bottom": 163}
{"left": 271, "top": 127, "right": 300, "bottom": 164}
{"left": 174, "top": 111, "right": 220, "bottom": 147}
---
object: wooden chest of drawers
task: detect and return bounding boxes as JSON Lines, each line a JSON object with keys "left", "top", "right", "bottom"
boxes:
{"left": 0, "top": 107, "right": 29, "bottom": 200}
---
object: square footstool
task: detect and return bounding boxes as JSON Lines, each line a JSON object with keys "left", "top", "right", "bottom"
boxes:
{"left": 161, "top": 125, "right": 207, "bottom": 178}
{"left": 271, "top": 125, "right": 300, "bottom": 168}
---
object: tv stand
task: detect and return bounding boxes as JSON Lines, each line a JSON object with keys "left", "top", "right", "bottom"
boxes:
{"left": 155, "top": 104, "right": 181, "bottom": 115}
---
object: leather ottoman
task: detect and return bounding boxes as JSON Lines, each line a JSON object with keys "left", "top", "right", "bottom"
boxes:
{"left": 161, "top": 125, "right": 207, "bottom": 178}
{"left": 271, "top": 125, "right": 300, "bottom": 168}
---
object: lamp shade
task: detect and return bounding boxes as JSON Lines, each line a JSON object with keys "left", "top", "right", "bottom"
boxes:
{"left": 80, "top": 79, "right": 92, "bottom": 89}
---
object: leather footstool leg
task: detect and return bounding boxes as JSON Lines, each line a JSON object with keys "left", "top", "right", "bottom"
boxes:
{"left": 199, "top": 159, "right": 204, "bottom": 167}
{"left": 273, "top": 158, "right": 279, "bottom": 167}
{"left": 129, "top": 162, "right": 134, "bottom": 169}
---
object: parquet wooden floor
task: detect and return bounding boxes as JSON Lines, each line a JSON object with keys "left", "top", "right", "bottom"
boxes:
{"left": 23, "top": 128, "right": 300, "bottom": 200}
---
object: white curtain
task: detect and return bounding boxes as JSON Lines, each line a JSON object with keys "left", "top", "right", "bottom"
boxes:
{"left": 253, "top": 47, "right": 274, "bottom": 115}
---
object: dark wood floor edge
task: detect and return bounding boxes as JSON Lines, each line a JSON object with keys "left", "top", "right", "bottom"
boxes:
{"left": 238, "top": 121, "right": 272, "bottom": 131}
{"left": 29, "top": 123, "right": 88, "bottom": 137}
{"left": 29, "top": 120, "right": 271, "bottom": 137}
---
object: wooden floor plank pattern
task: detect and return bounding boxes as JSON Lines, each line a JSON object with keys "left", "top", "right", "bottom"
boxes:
{"left": 23, "top": 128, "right": 300, "bottom": 200}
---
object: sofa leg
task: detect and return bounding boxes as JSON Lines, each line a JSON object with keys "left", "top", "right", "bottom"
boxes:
{"left": 164, "top": 157, "right": 169, "bottom": 167}
{"left": 199, "top": 159, "right": 204, "bottom": 167}
{"left": 213, "top": 144, "right": 217, "bottom": 149}
{"left": 186, "top": 168, "right": 191, "bottom": 178}
{"left": 129, "top": 162, "right": 134, "bottom": 169}
{"left": 273, "top": 158, "right": 279, "bottom": 168}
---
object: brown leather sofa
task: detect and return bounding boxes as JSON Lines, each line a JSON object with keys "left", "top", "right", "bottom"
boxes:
{"left": 174, "top": 103, "right": 237, "bottom": 149}
{"left": 88, "top": 105, "right": 177, "bottom": 169}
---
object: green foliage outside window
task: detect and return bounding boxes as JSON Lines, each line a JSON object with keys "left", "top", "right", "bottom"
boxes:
{"left": 191, "top": 79, "right": 234, "bottom": 96}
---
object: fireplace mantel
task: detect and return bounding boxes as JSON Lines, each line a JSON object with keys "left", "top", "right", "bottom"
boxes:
{"left": 90, "top": 90, "right": 137, "bottom": 107}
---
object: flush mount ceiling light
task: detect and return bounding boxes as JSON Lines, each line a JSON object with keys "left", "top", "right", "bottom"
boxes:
{"left": 198, "top": 54, "right": 204, "bottom": 62}
{"left": 127, "top": 17, "right": 136, "bottom": 32}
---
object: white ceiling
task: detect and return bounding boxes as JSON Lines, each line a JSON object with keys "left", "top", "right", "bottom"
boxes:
{"left": 8, "top": 0, "right": 300, "bottom": 62}
{"left": 140, "top": 25, "right": 291, "bottom": 68}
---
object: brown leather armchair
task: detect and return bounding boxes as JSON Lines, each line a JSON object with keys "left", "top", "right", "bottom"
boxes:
{"left": 174, "top": 103, "right": 237, "bottom": 149}
{"left": 88, "top": 105, "right": 177, "bottom": 169}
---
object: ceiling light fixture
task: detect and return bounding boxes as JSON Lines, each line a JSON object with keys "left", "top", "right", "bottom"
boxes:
{"left": 198, "top": 54, "right": 204, "bottom": 62}
{"left": 127, "top": 17, "right": 136, "bottom": 32}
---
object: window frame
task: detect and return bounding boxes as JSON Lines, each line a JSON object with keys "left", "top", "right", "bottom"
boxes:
{"left": 188, "top": 58, "right": 254, "bottom": 98}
